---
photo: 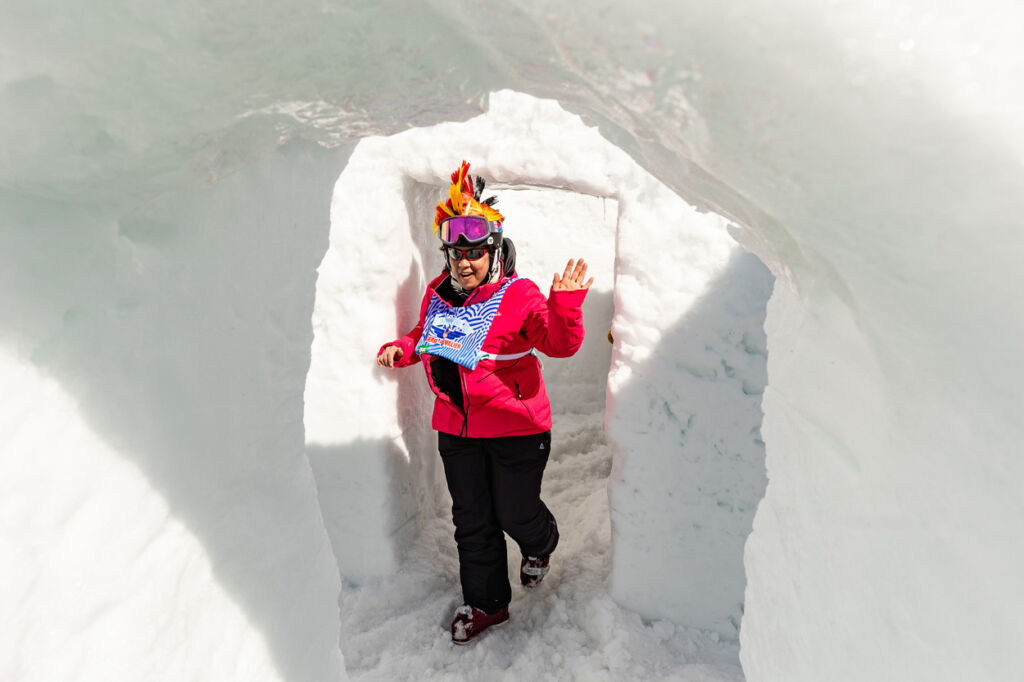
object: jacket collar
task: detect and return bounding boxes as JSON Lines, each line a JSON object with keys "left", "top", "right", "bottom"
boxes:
{"left": 430, "top": 270, "right": 517, "bottom": 304}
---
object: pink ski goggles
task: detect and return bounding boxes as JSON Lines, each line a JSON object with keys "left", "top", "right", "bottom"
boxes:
{"left": 439, "top": 215, "right": 501, "bottom": 246}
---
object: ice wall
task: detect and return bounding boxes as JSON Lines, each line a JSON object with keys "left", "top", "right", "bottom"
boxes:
{"left": 3, "top": 0, "right": 1023, "bottom": 680}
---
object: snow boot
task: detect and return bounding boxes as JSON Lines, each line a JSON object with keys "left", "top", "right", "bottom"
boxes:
{"left": 451, "top": 604, "right": 509, "bottom": 645}
{"left": 520, "top": 555, "right": 550, "bottom": 588}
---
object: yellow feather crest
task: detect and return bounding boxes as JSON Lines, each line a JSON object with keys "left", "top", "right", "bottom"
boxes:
{"left": 432, "top": 160, "right": 504, "bottom": 232}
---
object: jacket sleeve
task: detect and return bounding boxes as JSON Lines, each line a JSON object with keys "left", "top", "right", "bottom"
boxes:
{"left": 519, "top": 282, "right": 588, "bottom": 358}
{"left": 378, "top": 326, "right": 423, "bottom": 368}
{"left": 377, "top": 287, "right": 432, "bottom": 368}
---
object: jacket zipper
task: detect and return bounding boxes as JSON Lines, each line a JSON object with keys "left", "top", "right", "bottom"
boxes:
{"left": 459, "top": 367, "right": 470, "bottom": 436}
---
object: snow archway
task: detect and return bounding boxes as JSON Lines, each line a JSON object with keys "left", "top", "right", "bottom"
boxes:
{"left": 304, "top": 91, "right": 773, "bottom": 637}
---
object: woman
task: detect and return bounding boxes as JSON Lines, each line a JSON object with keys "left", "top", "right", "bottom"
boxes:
{"left": 377, "top": 161, "right": 593, "bottom": 645}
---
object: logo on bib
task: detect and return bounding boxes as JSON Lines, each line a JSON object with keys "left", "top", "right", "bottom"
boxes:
{"left": 416, "top": 278, "right": 522, "bottom": 370}
{"left": 424, "top": 313, "right": 474, "bottom": 350}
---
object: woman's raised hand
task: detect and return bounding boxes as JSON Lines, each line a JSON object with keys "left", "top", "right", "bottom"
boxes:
{"left": 552, "top": 258, "right": 595, "bottom": 292}
{"left": 376, "top": 345, "right": 404, "bottom": 368}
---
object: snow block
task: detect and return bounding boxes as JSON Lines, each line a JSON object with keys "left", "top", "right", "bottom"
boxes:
{"left": 0, "top": 142, "right": 349, "bottom": 682}
{"left": 605, "top": 183, "right": 774, "bottom": 638}
{"left": 305, "top": 151, "right": 443, "bottom": 581}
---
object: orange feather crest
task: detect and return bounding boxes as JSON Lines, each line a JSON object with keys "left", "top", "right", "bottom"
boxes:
{"left": 432, "top": 160, "right": 504, "bottom": 233}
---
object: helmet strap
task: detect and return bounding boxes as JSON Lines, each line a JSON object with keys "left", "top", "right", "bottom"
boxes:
{"left": 487, "top": 242, "right": 503, "bottom": 283}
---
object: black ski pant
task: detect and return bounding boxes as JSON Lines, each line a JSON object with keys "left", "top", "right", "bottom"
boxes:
{"left": 438, "top": 430, "right": 559, "bottom": 614}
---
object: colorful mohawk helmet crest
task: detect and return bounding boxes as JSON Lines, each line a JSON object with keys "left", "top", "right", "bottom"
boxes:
{"left": 433, "top": 160, "right": 504, "bottom": 234}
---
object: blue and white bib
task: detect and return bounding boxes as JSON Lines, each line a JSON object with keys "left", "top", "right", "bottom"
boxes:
{"left": 416, "top": 278, "right": 531, "bottom": 370}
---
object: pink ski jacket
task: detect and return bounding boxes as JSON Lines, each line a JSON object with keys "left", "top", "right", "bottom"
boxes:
{"left": 381, "top": 271, "right": 588, "bottom": 438}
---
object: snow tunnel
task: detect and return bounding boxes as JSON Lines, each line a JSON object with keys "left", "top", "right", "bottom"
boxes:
{"left": 5, "top": 1, "right": 1024, "bottom": 679}
{"left": 303, "top": 91, "right": 774, "bottom": 639}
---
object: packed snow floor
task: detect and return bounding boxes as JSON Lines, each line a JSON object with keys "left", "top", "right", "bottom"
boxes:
{"left": 337, "top": 383, "right": 744, "bottom": 681}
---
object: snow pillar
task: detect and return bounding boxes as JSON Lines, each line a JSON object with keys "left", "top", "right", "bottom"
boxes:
{"left": 606, "top": 183, "right": 773, "bottom": 637}
{"left": 305, "top": 147, "right": 443, "bottom": 581}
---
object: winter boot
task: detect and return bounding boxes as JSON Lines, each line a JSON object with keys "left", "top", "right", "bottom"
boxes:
{"left": 450, "top": 604, "right": 509, "bottom": 645}
{"left": 520, "top": 555, "right": 550, "bottom": 588}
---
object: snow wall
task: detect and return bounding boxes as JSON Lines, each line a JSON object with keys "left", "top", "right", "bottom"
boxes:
{"left": 304, "top": 92, "right": 773, "bottom": 637}
{"left": 3, "top": 1, "right": 1024, "bottom": 681}
{"left": 1, "top": 141, "right": 351, "bottom": 681}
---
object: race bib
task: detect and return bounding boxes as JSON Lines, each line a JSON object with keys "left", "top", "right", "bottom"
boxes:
{"left": 416, "top": 278, "right": 518, "bottom": 370}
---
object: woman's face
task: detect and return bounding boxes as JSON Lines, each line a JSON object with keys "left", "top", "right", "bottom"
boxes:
{"left": 448, "top": 247, "right": 491, "bottom": 290}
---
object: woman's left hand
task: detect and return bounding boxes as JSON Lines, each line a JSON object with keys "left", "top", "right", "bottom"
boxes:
{"left": 552, "top": 258, "right": 595, "bottom": 291}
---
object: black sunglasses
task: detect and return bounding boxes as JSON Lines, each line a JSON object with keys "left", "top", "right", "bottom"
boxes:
{"left": 444, "top": 246, "right": 489, "bottom": 262}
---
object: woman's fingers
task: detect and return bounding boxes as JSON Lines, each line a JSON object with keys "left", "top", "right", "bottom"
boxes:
{"left": 573, "top": 259, "right": 588, "bottom": 284}
{"left": 377, "top": 345, "right": 403, "bottom": 368}
{"left": 562, "top": 259, "right": 575, "bottom": 283}
{"left": 553, "top": 258, "right": 593, "bottom": 291}
{"left": 570, "top": 259, "right": 592, "bottom": 289}
{"left": 553, "top": 259, "right": 574, "bottom": 291}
